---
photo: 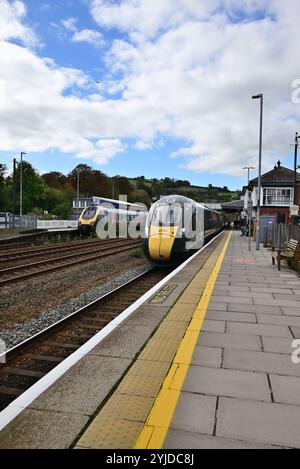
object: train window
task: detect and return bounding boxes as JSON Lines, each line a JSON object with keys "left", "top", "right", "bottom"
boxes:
{"left": 192, "top": 208, "right": 197, "bottom": 231}
{"left": 82, "top": 207, "right": 97, "bottom": 219}
{"left": 152, "top": 204, "right": 182, "bottom": 227}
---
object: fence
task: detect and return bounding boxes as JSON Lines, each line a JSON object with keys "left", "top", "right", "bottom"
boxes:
{"left": 1, "top": 215, "right": 78, "bottom": 232}
{"left": 36, "top": 220, "right": 78, "bottom": 230}
{"left": 8, "top": 215, "right": 38, "bottom": 231}
{"left": 0, "top": 213, "right": 9, "bottom": 229}
{"left": 262, "top": 222, "right": 300, "bottom": 249}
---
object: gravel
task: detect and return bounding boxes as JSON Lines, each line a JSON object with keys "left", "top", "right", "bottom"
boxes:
{"left": 1, "top": 248, "right": 147, "bottom": 327}
{"left": 0, "top": 264, "right": 151, "bottom": 349}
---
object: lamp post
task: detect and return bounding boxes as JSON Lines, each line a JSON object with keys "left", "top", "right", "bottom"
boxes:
{"left": 20, "top": 152, "right": 27, "bottom": 216}
{"left": 294, "top": 132, "right": 299, "bottom": 206}
{"left": 243, "top": 166, "right": 255, "bottom": 251}
{"left": 76, "top": 169, "right": 80, "bottom": 219}
{"left": 12, "top": 158, "right": 17, "bottom": 228}
{"left": 252, "top": 94, "right": 264, "bottom": 250}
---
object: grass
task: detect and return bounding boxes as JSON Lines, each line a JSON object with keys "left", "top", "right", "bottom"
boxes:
{"left": 292, "top": 262, "right": 300, "bottom": 274}
{"left": 0, "top": 228, "right": 21, "bottom": 238}
{"left": 130, "top": 248, "right": 144, "bottom": 259}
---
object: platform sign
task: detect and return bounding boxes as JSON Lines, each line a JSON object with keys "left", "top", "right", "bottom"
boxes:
{"left": 290, "top": 205, "right": 299, "bottom": 217}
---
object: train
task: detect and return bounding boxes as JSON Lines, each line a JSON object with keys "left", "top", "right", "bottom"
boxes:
{"left": 143, "top": 195, "right": 225, "bottom": 265}
{"left": 78, "top": 197, "right": 147, "bottom": 237}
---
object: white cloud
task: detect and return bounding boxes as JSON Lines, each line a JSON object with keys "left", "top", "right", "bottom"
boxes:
{"left": 90, "top": 0, "right": 300, "bottom": 175}
{"left": 1, "top": 0, "right": 300, "bottom": 176}
{"left": 76, "top": 138, "right": 126, "bottom": 163}
{"left": 0, "top": 0, "right": 37, "bottom": 46}
{"left": 90, "top": 0, "right": 219, "bottom": 41}
{"left": 61, "top": 17, "right": 78, "bottom": 32}
{"left": 72, "top": 29, "right": 105, "bottom": 47}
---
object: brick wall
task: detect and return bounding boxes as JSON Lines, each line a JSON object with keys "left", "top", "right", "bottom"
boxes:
{"left": 260, "top": 207, "right": 292, "bottom": 224}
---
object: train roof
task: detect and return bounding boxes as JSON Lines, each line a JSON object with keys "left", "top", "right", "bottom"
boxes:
{"left": 156, "top": 195, "right": 222, "bottom": 213}
{"left": 89, "top": 197, "right": 146, "bottom": 210}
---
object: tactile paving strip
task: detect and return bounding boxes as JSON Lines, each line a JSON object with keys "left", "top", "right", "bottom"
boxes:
{"left": 75, "top": 233, "right": 227, "bottom": 450}
{"left": 77, "top": 419, "right": 144, "bottom": 449}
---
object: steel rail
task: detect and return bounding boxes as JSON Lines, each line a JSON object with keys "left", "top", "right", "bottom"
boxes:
{"left": 0, "top": 240, "right": 142, "bottom": 286}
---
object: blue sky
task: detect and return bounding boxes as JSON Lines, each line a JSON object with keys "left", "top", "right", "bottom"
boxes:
{"left": 0, "top": 0, "right": 300, "bottom": 191}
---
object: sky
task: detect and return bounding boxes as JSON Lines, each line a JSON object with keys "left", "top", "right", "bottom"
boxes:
{"left": 0, "top": 0, "right": 300, "bottom": 190}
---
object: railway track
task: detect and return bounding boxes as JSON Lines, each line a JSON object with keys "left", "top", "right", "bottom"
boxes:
{"left": 0, "top": 239, "right": 142, "bottom": 287}
{"left": 0, "top": 237, "right": 140, "bottom": 263}
{"left": 0, "top": 267, "right": 168, "bottom": 411}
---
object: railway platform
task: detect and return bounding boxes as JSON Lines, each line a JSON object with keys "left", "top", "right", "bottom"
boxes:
{"left": 0, "top": 231, "right": 300, "bottom": 449}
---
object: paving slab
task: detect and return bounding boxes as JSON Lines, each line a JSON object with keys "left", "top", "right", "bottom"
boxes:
{"left": 223, "top": 348, "right": 300, "bottom": 377}
{"left": 0, "top": 409, "right": 89, "bottom": 449}
{"left": 227, "top": 303, "right": 282, "bottom": 315}
{"left": 226, "top": 322, "right": 292, "bottom": 338}
{"left": 164, "top": 429, "right": 279, "bottom": 449}
{"left": 206, "top": 310, "right": 257, "bottom": 323}
{"left": 262, "top": 336, "right": 295, "bottom": 355}
{"left": 211, "top": 296, "right": 254, "bottom": 305}
{"left": 88, "top": 324, "right": 156, "bottom": 359}
{"left": 270, "top": 374, "right": 300, "bottom": 405}
{"left": 29, "top": 356, "right": 131, "bottom": 415}
{"left": 182, "top": 366, "right": 271, "bottom": 401}
{"left": 202, "top": 319, "right": 226, "bottom": 333}
{"left": 191, "top": 346, "right": 222, "bottom": 368}
{"left": 257, "top": 314, "right": 300, "bottom": 328}
{"left": 217, "top": 397, "right": 300, "bottom": 448}
{"left": 291, "top": 327, "right": 300, "bottom": 338}
{"left": 169, "top": 393, "right": 216, "bottom": 435}
{"left": 198, "top": 331, "right": 262, "bottom": 351}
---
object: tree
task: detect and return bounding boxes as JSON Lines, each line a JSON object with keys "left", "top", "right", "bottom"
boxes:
{"left": 135, "top": 189, "right": 151, "bottom": 207}
{"left": 42, "top": 172, "right": 67, "bottom": 190}
{"left": 151, "top": 182, "right": 165, "bottom": 199}
{"left": 0, "top": 164, "right": 7, "bottom": 211}
{"left": 111, "top": 176, "right": 134, "bottom": 199}
{"left": 67, "top": 164, "right": 112, "bottom": 198}
{"left": 15, "top": 161, "right": 45, "bottom": 214}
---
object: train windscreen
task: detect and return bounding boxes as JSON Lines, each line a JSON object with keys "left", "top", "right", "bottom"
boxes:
{"left": 82, "top": 207, "right": 97, "bottom": 220}
{"left": 151, "top": 204, "right": 183, "bottom": 227}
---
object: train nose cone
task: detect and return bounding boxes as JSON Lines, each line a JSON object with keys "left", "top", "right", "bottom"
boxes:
{"left": 148, "top": 226, "right": 178, "bottom": 262}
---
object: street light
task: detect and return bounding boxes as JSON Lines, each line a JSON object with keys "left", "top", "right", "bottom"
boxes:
{"left": 294, "top": 132, "right": 299, "bottom": 206}
{"left": 243, "top": 166, "right": 255, "bottom": 186}
{"left": 20, "top": 152, "right": 27, "bottom": 216}
{"left": 243, "top": 166, "right": 255, "bottom": 251}
{"left": 76, "top": 168, "right": 82, "bottom": 219}
{"left": 252, "top": 93, "right": 264, "bottom": 250}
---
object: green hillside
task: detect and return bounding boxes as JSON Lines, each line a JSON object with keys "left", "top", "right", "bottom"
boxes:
{"left": 130, "top": 177, "right": 241, "bottom": 205}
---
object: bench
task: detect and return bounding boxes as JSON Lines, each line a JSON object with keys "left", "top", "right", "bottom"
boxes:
{"left": 271, "top": 239, "right": 300, "bottom": 271}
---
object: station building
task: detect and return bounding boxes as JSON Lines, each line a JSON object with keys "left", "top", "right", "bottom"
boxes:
{"left": 243, "top": 160, "right": 300, "bottom": 225}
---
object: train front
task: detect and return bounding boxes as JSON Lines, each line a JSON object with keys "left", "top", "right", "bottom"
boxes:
{"left": 143, "top": 195, "right": 194, "bottom": 265}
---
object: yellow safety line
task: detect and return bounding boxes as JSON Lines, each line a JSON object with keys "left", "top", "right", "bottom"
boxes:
{"left": 134, "top": 231, "right": 232, "bottom": 449}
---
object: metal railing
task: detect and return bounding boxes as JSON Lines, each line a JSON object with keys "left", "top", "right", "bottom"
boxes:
{"left": 8, "top": 215, "right": 38, "bottom": 231}
{"left": 36, "top": 220, "right": 78, "bottom": 230}
{"left": 263, "top": 223, "right": 300, "bottom": 249}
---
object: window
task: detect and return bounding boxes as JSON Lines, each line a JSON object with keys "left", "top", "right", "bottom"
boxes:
{"left": 151, "top": 204, "right": 183, "bottom": 227}
{"left": 82, "top": 207, "right": 97, "bottom": 219}
{"left": 262, "top": 188, "right": 293, "bottom": 206}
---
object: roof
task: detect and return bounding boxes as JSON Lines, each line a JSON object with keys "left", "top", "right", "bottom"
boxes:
{"left": 221, "top": 199, "right": 244, "bottom": 211}
{"left": 205, "top": 203, "right": 223, "bottom": 210}
{"left": 249, "top": 164, "right": 300, "bottom": 186}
